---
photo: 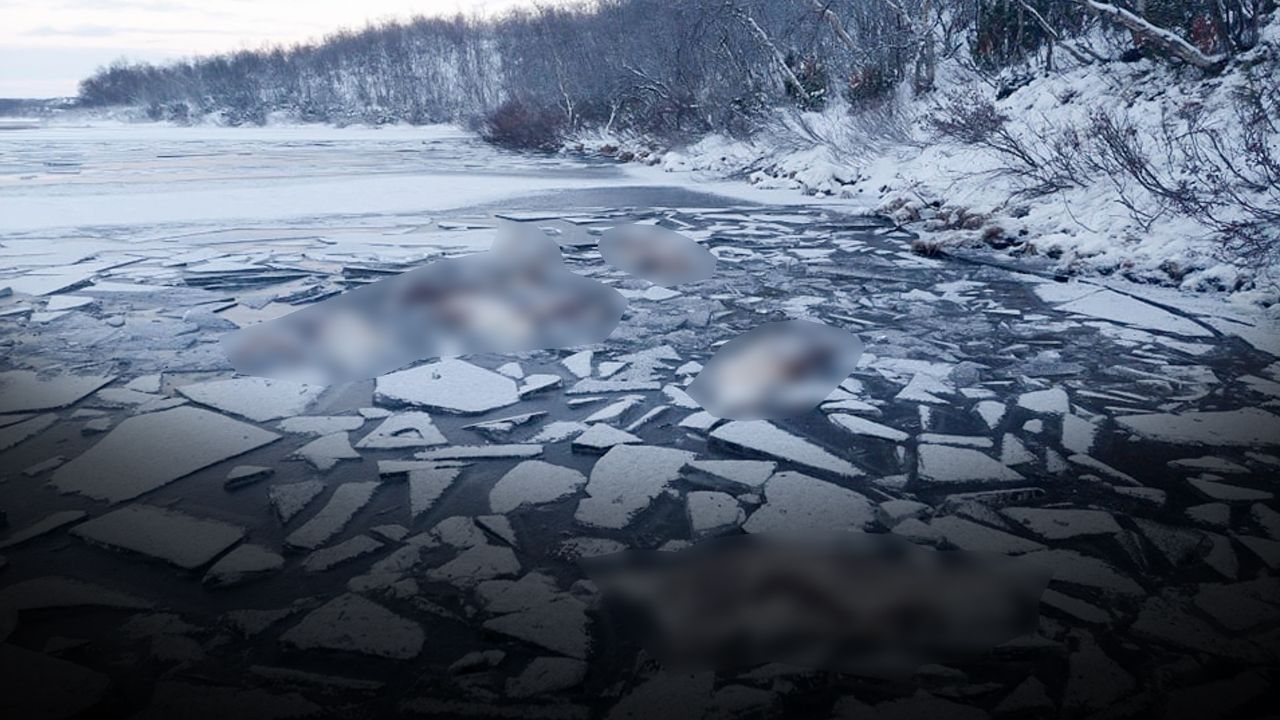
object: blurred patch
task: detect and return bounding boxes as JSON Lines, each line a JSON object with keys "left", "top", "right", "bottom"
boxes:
{"left": 585, "top": 533, "right": 1048, "bottom": 676}
{"left": 598, "top": 223, "right": 716, "bottom": 287}
{"left": 222, "top": 226, "right": 627, "bottom": 383}
{"left": 687, "top": 319, "right": 863, "bottom": 419}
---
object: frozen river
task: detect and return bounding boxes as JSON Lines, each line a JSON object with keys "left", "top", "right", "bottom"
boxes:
{"left": 1, "top": 123, "right": 1278, "bottom": 718}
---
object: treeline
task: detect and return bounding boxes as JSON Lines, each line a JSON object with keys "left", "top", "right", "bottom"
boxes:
{"left": 77, "top": 1, "right": 1273, "bottom": 144}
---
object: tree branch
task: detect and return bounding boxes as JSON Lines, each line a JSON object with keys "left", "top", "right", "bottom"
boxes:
{"left": 1073, "top": 0, "right": 1227, "bottom": 71}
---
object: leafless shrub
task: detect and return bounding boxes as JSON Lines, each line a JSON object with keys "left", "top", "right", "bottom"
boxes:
{"left": 926, "top": 89, "right": 1090, "bottom": 196}
{"left": 1087, "top": 77, "right": 1280, "bottom": 265}
{"left": 480, "top": 98, "right": 565, "bottom": 151}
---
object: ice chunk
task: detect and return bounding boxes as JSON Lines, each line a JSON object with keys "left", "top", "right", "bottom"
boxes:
{"left": 410, "top": 466, "right": 462, "bottom": 519}
{"left": 71, "top": 504, "right": 245, "bottom": 569}
{"left": 0, "top": 510, "right": 86, "bottom": 549}
{"left": 1188, "top": 478, "right": 1272, "bottom": 501}
{"left": 583, "top": 395, "right": 645, "bottom": 424}
{"left": 918, "top": 433, "right": 992, "bottom": 448}
{"left": 51, "top": 406, "right": 279, "bottom": 503}
{"left": 1002, "top": 508, "right": 1122, "bottom": 540}
{"left": 1062, "top": 414, "right": 1096, "bottom": 455}
{"left": 281, "top": 593, "right": 423, "bottom": 659}
{"left": 571, "top": 423, "right": 641, "bottom": 453}
{"left": 917, "top": 445, "right": 1024, "bottom": 485}
{"left": 518, "top": 373, "right": 563, "bottom": 396}
{"left": 375, "top": 359, "right": 520, "bottom": 414}
{"left": 529, "top": 420, "right": 589, "bottom": 443}
{"left": 975, "top": 401, "right": 1006, "bottom": 429}
{"left": 742, "top": 471, "right": 875, "bottom": 534}
{"left": 292, "top": 432, "right": 360, "bottom": 471}
{"left": 1055, "top": 289, "right": 1212, "bottom": 337}
{"left": 561, "top": 350, "right": 593, "bottom": 378}
{"left": 224, "top": 465, "right": 272, "bottom": 490}
{"left": 203, "top": 544, "right": 284, "bottom": 587}
{"left": 1017, "top": 387, "right": 1069, "bottom": 415}
{"left": 507, "top": 657, "right": 588, "bottom": 698}
{"left": 177, "top": 376, "right": 324, "bottom": 422}
{"left": 1000, "top": 434, "right": 1036, "bottom": 466}
{"left": 277, "top": 415, "right": 364, "bottom": 436}
{"left": 0, "top": 413, "right": 56, "bottom": 451}
{"left": 568, "top": 378, "right": 661, "bottom": 394}
{"left": 576, "top": 445, "right": 696, "bottom": 529}
{"left": 223, "top": 228, "right": 626, "bottom": 383}
{"left": 414, "top": 444, "right": 542, "bottom": 460}
{"left": 684, "top": 459, "right": 776, "bottom": 490}
{"left": 490, "top": 460, "right": 587, "bottom": 513}
{"left": 687, "top": 491, "right": 745, "bottom": 537}
{"left": 304, "top": 535, "right": 384, "bottom": 572}
{"left": 598, "top": 223, "right": 715, "bottom": 286}
{"left": 0, "top": 370, "right": 115, "bottom": 413}
{"left": 894, "top": 374, "right": 952, "bottom": 403}
{"left": 710, "top": 420, "right": 862, "bottom": 477}
{"left": 1023, "top": 549, "right": 1144, "bottom": 596}
{"left": 1117, "top": 408, "right": 1280, "bottom": 446}
{"left": 284, "top": 481, "right": 380, "bottom": 550}
{"left": 427, "top": 544, "right": 521, "bottom": 586}
{"left": 482, "top": 596, "right": 591, "bottom": 659}
{"left": 269, "top": 480, "right": 325, "bottom": 524}
{"left": 463, "top": 412, "right": 545, "bottom": 438}
{"left": 688, "top": 320, "right": 863, "bottom": 420}
{"left": 23, "top": 455, "right": 65, "bottom": 476}
{"left": 930, "top": 516, "right": 1045, "bottom": 554}
{"left": 829, "top": 414, "right": 908, "bottom": 442}
{"left": 356, "top": 411, "right": 448, "bottom": 448}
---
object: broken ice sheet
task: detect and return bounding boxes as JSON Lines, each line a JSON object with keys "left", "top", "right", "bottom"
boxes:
{"left": 598, "top": 223, "right": 716, "bottom": 287}
{"left": 688, "top": 320, "right": 864, "bottom": 420}
{"left": 222, "top": 225, "right": 626, "bottom": 383}
{"left": 0, "top": 370, "right": 115, "bottom": 414}
{"left": 50, "top": 406, "right": 279, "bottom": 503}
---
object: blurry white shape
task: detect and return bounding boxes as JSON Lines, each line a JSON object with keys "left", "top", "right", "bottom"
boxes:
{"left": 223, "top": 224, "right": 626, "bottom": 384}
{"left": 688, "top": 320, "right": 864, "bottom": 420}
{"left": 598, "top": 223, "right": 716, "bottom": 287}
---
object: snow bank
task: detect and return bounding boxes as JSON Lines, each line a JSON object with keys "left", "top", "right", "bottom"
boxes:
{"left": 574, "top": 17, "right": 1280, "bottom": 305}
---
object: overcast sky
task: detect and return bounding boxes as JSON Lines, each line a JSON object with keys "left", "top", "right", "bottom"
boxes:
{"left": 1, "top": 0, "right": 556, "bottom": 97}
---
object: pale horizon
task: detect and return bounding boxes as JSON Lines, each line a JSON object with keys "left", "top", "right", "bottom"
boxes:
{"left": 0, "top": 0, "right": 566, "bottom": 98}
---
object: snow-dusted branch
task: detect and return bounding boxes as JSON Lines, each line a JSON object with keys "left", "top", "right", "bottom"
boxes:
{"left": 1013, "top": 0, "right": 1095, "bottom": 66}
{"left": 730, "top": 4, "right": 816, "bottom": 104}
{"left": 802, "top": 0, "right": 861, "bottom": 60}
{"left": 1073, "top": 0, "right": 1227, "bottom": 71}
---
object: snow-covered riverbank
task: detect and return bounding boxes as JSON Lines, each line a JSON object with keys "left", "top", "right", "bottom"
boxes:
{"left": 572, "top": 17, "right": 1280, "bottom": 309}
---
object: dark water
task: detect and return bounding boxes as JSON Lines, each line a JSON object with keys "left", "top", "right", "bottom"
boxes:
{"left": 1, "top": 134, "right": 1278, "bottom": 719}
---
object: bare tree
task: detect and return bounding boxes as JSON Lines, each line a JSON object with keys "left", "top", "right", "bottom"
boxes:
{"left": 1072, "top": 0, "right": 1227, "bottom": 70}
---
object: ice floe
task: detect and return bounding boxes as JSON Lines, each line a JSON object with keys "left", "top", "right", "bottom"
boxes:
{"left": 916, "top": 445, "right": 1024, "bottom": 486}
{"left": 0, "top": 370, "right": 115, "bottom": 413}
{"left": 281, "top": 593, "right": 423, "bottom": 660}
{"left": 490, "top": 460, "right": 587, "bottom": 514}
{"left": 1117, "top": 408, "right": 1280, "bottom": 446}
{"left": 177, "top": 376, "right": 324, "bottom": 422}
{"left": 742, "top": 471, "right": 875, "bottom": 534}
{"left": 72, "top": 504, "right": 245, "bottom": 569}
{"left": 285, "top": 481, "right": 380, "bottom": 550}
{"left": 710, "top": 420, "right": 861, "bottom": 477}
{"left": 375, "top": 359, "right": 520, "bottom": 414}
{"left": 51, "top": 406, "right": 279, "bottom": 503}
{"left": 575, "top": 445, "right": 695, "bottom": 529}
